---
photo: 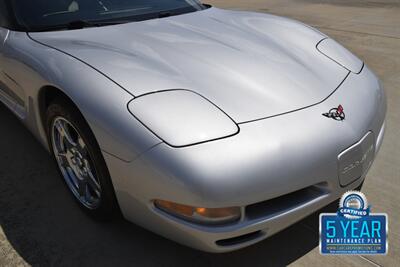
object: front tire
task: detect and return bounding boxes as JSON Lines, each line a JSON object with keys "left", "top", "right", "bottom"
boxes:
{"left": 46, "top": 98, "right": 119, "bottom": 220}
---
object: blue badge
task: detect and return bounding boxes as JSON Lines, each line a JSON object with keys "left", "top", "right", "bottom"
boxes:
{"left": 320, "top": 191, "right": 388, "bottom": 255}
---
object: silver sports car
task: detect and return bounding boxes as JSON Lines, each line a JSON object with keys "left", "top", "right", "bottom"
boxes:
{"left": 0, "top": 0, "right": 386, "bottom": 252}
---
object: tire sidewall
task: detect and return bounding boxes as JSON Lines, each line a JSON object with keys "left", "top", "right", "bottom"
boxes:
{"left": 46, "top": 98, "right": 119, "bottom": 220}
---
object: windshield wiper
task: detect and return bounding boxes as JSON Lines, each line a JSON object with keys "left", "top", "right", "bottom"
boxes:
{"left": 66, "top": 20, "right": 100, "bottom": 29}
{"left": 158, "top": 11, "right": 173, "bottom": 18}
{"left": 66, "top": 19, "right": 129, "bottom": 29}
{"left": 29, "top": 19, "right": 131, "bottom": 32}
{"left": 27, "top": 6, "right": 202, "bottom": 32}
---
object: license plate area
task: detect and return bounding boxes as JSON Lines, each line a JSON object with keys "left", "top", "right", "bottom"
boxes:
{"left": 338, "top": 131, "right": 375, "bottom": 186}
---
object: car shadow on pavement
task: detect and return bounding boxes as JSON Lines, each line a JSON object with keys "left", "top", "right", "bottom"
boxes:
{"left": 0, "top": 104, "right": 337, "bottom": 267}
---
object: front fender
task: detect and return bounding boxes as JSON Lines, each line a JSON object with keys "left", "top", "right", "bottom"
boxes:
{"left": 5, "top": 31, "right": 160, "bottom": 161}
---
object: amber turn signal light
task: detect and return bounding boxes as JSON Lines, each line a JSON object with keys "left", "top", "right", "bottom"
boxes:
{"left": 154, "top": 200, "right": 241, "bottom": 225}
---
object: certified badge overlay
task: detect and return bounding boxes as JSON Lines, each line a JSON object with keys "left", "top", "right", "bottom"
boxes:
{"left": 320, "top": 191, "right": 388, "bottom": 255}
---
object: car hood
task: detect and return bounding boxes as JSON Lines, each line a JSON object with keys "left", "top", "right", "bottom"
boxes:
{"left": 30, "top": 7, "right": 349, "bottom": 123}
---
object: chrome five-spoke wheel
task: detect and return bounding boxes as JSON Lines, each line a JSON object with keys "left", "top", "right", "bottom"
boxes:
{"left": 51, "top": 117, "right": 102, "bottom": 209}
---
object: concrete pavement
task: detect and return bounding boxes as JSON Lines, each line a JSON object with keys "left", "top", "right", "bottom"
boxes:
{"left": 1, "top": 1, "right": 399, "bottom": 266}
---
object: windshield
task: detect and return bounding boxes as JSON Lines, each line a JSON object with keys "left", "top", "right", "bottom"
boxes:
{"left": 10, "top": 0, "right": 206, "bottom": 31}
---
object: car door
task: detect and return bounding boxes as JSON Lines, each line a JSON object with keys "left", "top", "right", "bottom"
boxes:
{"left": 0, "top": 1, "right": 26, "bottom": 116}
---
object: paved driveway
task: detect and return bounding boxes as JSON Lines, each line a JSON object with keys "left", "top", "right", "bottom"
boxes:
{"left": 1, "top": 1, "right": 399, "bottom": 266}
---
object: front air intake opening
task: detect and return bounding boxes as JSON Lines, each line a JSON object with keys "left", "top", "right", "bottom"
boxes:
{"left": 216, "top": 230, "right": 264, "bottom": 247}
{"left": 246, "top": 184, "right": 328, "bottom": 220}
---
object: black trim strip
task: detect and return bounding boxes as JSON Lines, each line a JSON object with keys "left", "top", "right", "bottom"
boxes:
{"left": 0, "top": 77, "right": 24, "bottom": 107}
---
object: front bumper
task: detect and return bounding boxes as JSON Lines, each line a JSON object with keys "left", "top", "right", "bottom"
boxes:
{"left": 103, "top": 65, "right": 386, "bottom": 252}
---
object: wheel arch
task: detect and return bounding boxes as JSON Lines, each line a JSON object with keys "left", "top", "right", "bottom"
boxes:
{"left": 37, "top": 85, "right": 80, "bottom": 138}
{"left": 39, "top": 85, "right": 122, "bottom": 218}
